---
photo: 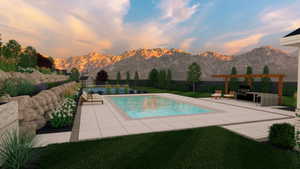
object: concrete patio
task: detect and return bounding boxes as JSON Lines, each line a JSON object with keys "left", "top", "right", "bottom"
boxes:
{"left": 77, "top": 94, "right": 295, "bottom": 141}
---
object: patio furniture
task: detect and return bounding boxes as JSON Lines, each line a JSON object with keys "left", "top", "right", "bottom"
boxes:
{"left": 80, "top": 91, "right": 104, "bottom": 105}
{"left": 211, "top": 90, "right": 222, "bottom": 99}
{"left": 224, "top": 91, "right": 235, "bottom": 99}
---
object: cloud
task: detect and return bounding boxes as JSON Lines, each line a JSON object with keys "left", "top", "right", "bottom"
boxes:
{"left": 204, "top": 1, "right": 300, "bottom": 54}
{"left": 180, "top": 38, "right": 197, "bottom": 50}
{"left": 159, "top": 0, "right": 200, "bottom": 24}
{"left": 223, "top": 34, "right": 265, "bottom": 54}
{"left": 0, "top": 0, "right": 203, "bottom": 57}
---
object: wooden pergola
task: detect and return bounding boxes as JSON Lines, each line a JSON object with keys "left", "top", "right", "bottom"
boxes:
{"left": 212, "top": 74, "right": 285, "bottom": 104}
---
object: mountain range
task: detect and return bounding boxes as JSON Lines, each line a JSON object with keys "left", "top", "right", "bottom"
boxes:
{"left": 54, "top": 46, "right": 298, "bottom": 81}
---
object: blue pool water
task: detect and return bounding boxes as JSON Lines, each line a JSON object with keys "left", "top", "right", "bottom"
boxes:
{"left": 110, "top": 95, "right": 211, "bottom": 119}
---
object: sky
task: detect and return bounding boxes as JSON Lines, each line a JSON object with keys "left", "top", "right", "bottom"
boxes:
{"left": 0, "top": 0, "right": 300, "bottom": 57}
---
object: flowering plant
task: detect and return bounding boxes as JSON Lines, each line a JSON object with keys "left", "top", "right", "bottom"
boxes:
{"left": 50, "top": 98, "right": 77, "bottom": 128}
{"left": 17, "top": 67, "right": 36, "bottom": 73}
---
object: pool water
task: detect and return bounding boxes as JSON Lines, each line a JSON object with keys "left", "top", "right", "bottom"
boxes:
{"left": 110, "top": 95, "right": 211, "bottom": 119}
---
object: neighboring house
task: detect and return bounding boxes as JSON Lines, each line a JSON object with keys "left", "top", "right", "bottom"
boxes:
{"left": 281, "top": 28, "right": 300, "bottom": 111}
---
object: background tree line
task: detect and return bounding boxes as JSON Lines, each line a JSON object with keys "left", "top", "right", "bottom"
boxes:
{"left": 0, "top": 33, "right": 55, "bottom": 72}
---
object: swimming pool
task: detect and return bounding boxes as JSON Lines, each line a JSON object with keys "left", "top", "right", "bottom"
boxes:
{"left": 109, "top": 95, "right": 211, "bottom": 119}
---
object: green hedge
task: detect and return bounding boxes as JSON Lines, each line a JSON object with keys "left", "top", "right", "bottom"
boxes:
{"left": 268, "top": 123, "right": 295, "bottom": 149}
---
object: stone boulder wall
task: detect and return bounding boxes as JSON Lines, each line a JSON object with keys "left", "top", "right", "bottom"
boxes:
{"left": 0, "top": 70, "right": 68, "bottom": 84}
{"left": 9, "top": 82, "right": 77, "bottom": 135}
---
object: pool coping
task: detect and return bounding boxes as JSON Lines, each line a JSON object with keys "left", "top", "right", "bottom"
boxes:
{"left": 104, "top": 94, "right": 225, "bottom": 120}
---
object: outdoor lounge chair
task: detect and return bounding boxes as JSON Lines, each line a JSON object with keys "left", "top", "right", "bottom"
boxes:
{"left": 80, "top": 91, "right": 104, "bottom": 105}
{"left": 224, "top": 91, "right": 235, "bottom": 99}
{"left": 211, "top": 90, "right": 222, "bottom": 99}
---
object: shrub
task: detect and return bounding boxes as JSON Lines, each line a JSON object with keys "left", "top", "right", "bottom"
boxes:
{"left": 50, "top": 98, "right": 76, "bottom": 128}
{"left": 268, "top": 123, "right": 295, "bottom": 149}
{"left": 16, "top": 67, "right": 35, "bottom": 73}
{"left": 70, "top": 68, "right": 80, "bottom": 81}
{"left": 1, "top": 78, "right": 37, "bottom": 97}
{"left": 0, "top": 130, "right": 35, "bottom": 169}
{"left": 115, "top": 88, "right": 120, "bottom": 94}
{"left": 106, "top": 88, "right": 111, "bottom": 95}
{"left": 0, "top": 57, "right": 17, "bottom": 72}
{"left": 38, "top": 67, "right": 52, "bottom": 74}
{"left": 124, "top": 88, "right": 129, "bottom": 94}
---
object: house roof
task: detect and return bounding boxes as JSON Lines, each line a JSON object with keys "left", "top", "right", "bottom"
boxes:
{"left": 284, "top": 28, "right": 300, "bottom": 37}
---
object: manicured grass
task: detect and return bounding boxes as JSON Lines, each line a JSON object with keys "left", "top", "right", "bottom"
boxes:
{"left": 37, "top": 127, "right": 299, "bottom": 169}
{"left": 135, "top": 86, "right": 212, "bottom": 98}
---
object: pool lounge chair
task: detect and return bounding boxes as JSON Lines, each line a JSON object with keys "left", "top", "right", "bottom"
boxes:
{"left": 80, "top": 92, "right": 104, "bottom": 105}
{"left": 211, "top": 90, "right": 222, "bottom": 99}
{"left": 224, "top": 91, "right": 235, "bottom": 99}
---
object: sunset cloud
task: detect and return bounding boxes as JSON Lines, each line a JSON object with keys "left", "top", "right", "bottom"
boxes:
{"left": 159, "top": 0, "right": 200, "bottom": 24}
{"left": 0, "top": 0, "right": 298, "bottom": 57}
{"left": 223, "top": 34, "right": 265, "bottom": 54}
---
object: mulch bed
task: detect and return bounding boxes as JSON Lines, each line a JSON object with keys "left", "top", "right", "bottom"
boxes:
{"left": 36, "top": 121, "right": 73, "bottom": 134}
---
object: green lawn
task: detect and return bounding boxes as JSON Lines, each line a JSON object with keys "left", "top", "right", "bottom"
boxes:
{"left": 134, "top": 86, "right": 212, "bottom": 98}
{"left": 37, "top": 127, "right": 299, "bottom": 169}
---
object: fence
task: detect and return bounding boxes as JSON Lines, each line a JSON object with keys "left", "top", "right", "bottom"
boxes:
{"left": 95, "top": 80, "right": 297, "bottom": 96}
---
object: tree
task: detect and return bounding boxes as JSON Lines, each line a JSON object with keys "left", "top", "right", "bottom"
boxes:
{"left": 261, "top": 65, "right": 272, "bottom": 92}
{"left": 134, "top": 71, "right": 139, "bottom": 87}
{"left": 158, "top": 69, "right": 167, "bottom": 89}
{"left": 19, "top": 46, "right": 37, "bottom": 68}
{"left": 166, "top": 69, "right": 172, "bottom": 89}
{"left": 126, "top": 71, "right": 130, "bottom": 84}
{"left": 0, "top": 34, "right": 2, "bottom": 57}
{"left": 116, "top": 71, "right": 121, "bottom": 84}
{"left": 2, "top": 40, "right": 21, "bottom": 58}
{"left": 96, "top": 70, "right": 108, "bottom": 84}
{"left": 148, "top": 68, "right": 159, "bottom": 87}
{"left": 187, "top": 62, "right": 201, "bottom": 93}
{"left": 245, "top": 66, "right": 253, "bottom": 84}
{"left": 70, "top": 68, "right": 80, "bottom": 81}
{"left": 229, "top": 67, "right": 239, "bottom": 91}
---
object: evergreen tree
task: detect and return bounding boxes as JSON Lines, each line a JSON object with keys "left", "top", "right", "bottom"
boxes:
{"left": 229, "top": 67, "right": 239, "bottom": 91}
{"left": 2, "top": 40, "right": 21, "bottom": 58}
{"left": 116, "top": 71, "right": 121, "bottom": 84}
{"left": 126, "top": 71, "right": 130, "bottom": 84}
{"left": 134, "top": 71, "right": 139, "bottom": 87}
{"left": 70, "top": 68, "right": 80, "bottom": 81}
{"left": 148, "top": 68, "right": 158, "bottom": 87}
{"left": 166, "top": 69, "right": 172, "bottom": 89}
{"left": 19, "top": 46, "right": 37, "bottom": 68}
{"left": 261, "top": 65, "right": 272, "bottom": 92}
{"left": 245, "top": 66, "right": 253, "bottom": 85}
{"left": 161, "top": 70, "right": 167, "bottom": 89}
{"left": 187, "top": 62, "right": 201, "bottom": 92}
{"left": 0, "top": 34, "right": 2, "bottom": 57}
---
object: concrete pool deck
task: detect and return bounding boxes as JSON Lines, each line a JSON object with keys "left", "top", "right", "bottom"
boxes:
{"left": 77, "top": 93, "right": 295, "bottom": 141}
